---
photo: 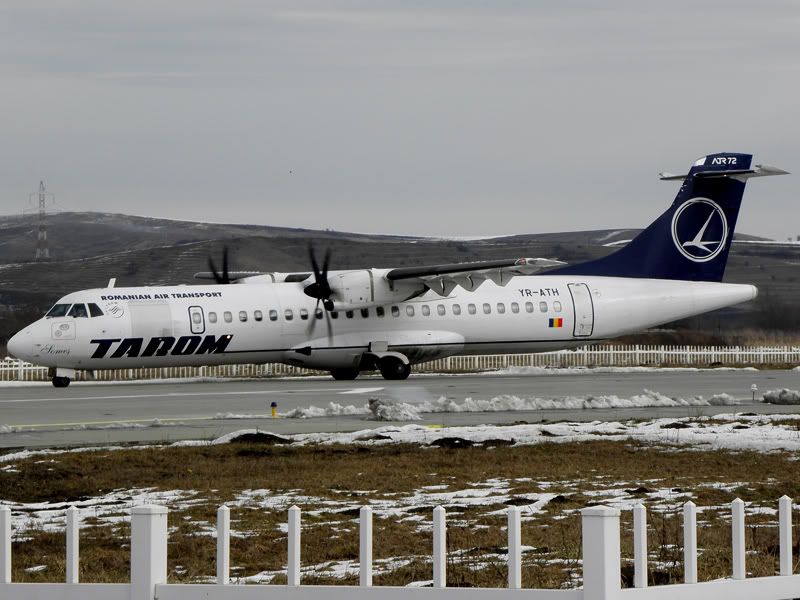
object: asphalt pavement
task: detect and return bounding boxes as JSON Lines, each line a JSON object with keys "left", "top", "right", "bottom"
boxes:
{"left": 1, "top": 369, "right": 799, "bottom": 449}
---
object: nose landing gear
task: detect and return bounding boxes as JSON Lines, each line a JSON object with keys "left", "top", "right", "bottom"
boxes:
{"left": 52, "top": 376, "right": 71, "bottom": 388}
{"left": 50, "top": 367, "right": 76, "bottom": 388}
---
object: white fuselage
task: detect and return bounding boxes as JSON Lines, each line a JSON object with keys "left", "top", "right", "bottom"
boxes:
{"left": 9, "top": 276, "right": 757, "bottom": 374}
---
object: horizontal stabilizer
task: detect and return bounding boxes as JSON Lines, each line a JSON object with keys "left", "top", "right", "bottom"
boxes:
{"left": 659, "top": 164, "right": 789, "bottom": 182}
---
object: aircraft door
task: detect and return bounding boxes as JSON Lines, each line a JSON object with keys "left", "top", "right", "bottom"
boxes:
{"left": 188, "top": 306, "right": 206, "bottom": 334}
{"left": 568, "top": 283, "right": 594, "bottom": 337}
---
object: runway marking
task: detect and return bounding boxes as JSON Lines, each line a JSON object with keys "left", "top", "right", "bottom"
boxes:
{"left": 0, "top": 387, "right": 385, "bottom": 404}
{"left": 339, "top": 387, "right": 384, "bottom": 395}
{"left": 10, "top": 414, "right": 272, "bottom": 430}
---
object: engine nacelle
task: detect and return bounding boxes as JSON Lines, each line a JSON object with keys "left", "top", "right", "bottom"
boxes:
{"left": 328, "top": 269, "right": 424, "bottom": 311}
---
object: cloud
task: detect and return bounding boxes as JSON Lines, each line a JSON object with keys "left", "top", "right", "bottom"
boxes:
{"left": 0, "top": 1, "right": 797, "bottom": 238}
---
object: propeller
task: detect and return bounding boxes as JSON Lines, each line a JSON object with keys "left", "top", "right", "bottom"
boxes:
{"left": 208, "top": 246, "right": 230, "bottom": 284}
{"left": 303, "top": 245, "right": 334, "bottom": 310}
{"left": 304, "top": 245, "right": 335, "bottom": 345}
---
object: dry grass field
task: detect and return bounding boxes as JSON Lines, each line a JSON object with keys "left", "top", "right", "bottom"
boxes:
{"left": 2, "top": 438, "right": 799, "bottom": 588}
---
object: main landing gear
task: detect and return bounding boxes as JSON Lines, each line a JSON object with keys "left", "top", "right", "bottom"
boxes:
{"left": 378, "top": 356, "right": 411, "bottom": 380}
{"left": 329, "top": 355, "right": 412, "bottom": 381}
{"left": 330, "top": 368, "right": 360, "bottom": 381}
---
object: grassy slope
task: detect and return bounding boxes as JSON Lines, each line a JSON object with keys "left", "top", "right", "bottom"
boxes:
{"left": 3, "top": 439, "right": 799, "bottom": 587}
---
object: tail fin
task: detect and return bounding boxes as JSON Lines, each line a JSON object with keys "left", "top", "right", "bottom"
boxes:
{"left": 550, "top": 152, "right": 788, "bottom": 282}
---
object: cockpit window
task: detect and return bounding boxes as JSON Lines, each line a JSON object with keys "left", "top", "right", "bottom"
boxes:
{"left": 88, "top": 303, "right": 104, "bottom": 317}
{"left": 68, "top": 304, "right": 89, "bottom": 318}
{"left": 46, "top": 304, "right": 71, "bottom": 318}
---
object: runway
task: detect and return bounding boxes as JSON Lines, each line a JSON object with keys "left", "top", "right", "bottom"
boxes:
{"left": 1, "top": 369, "right": 799, "bottom": 449}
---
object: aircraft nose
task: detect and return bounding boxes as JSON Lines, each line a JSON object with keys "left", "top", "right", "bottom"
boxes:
{"left": 7, "top": 328, "right": 30, "bottom": 360}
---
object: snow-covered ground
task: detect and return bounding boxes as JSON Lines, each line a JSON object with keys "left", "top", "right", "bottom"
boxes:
{"left": 204, "top": 412, "right": 800, "bottom": 453}
{"left": 3, "top": 412, "right": 799, "bottom": 583}
{"left": 281, "top": 390, "right": 739, "bottom": 421}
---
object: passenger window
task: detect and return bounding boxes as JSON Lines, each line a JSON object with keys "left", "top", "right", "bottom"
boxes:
{"left": 208, "top": 311, "right": 218, "bottom": 323}
{"left": 315, "top": 308, "right": 324, "bottom": 319}
{"left": 452, "top": 304, "right": 461, "bottom": 315}
{"left": 554, "top": 301, "right": 562, "bottom": 312}
{"left": 360, "top": 308, "right": 369, "bottom": 318}
{"left": 391, "top": 306, "right": 400, "bottom": 317}
{"left": 193, "top": 312, "right": 203, "bottom": 324}
{"left": 88, "top": 303, "right": 104, "bottom": 317}
{"left": 437, "top": 304, "right": 446, "bottom": 316}
{"left": 406, "top": 305, "right": 415, "bottom": 317}
{"left": 483, "top": 303, "right": 491, "bottom": 315}
{"left": 330, "top": 311, "right": 339, "bottom": 319}
{"left": 300, "top": 308, "right": 309, "bottom": 320}
{"left": 224, "top": 311, "right": 233, "bottom": 323}
{"left": 269, "top": 310, "right": 278, "bottom": 322}
{"left": 376, "top": 306, "right": 385, "bottom": 318}
{"left": 422, "top": 305, "right": 430, "bottom": 317}
{"left": 46, "top": 304, "right": 71, "bottom": 318}
{"left": 468, "top": 304, "right": 476, "bottom": 315}
{"left": 239, "top": 311, "right": 248, "bottom": 322}
{"left": 254, "top": 310, "right": 263, "bottom": 321}
{"left": 346, "top": 310, "right": 354, "bottom": 319}
{"left": 525, "top": 302, "right": 534, "bottom": 313}
{"left": 539, "top": 301, "right": 548, "bottom": 312}
{"left": 511, "top": 302, "right": 519, "bottom": 314}
{"left": 68, "top": 304, "right": 88, "bottom": 318}
{"left": 497, "top": 303, "right": 505, "bottom": 314}
{"left": 284, "top": 309, "right": 294, "bottom": 321}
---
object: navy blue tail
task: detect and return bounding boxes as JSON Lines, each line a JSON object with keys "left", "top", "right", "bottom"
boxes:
{"left": 550, "top": 152, "right": 753, "bottom": 282}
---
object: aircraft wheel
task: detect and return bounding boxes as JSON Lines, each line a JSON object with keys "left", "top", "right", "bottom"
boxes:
{"left": 379, "top": 357, "right": 411, "bottom": 380}
{"left": 330, "top": 368, "right": 360, "bottom": 381}
{"left": 52, "top": 376, "right": 71, "bottom": 388}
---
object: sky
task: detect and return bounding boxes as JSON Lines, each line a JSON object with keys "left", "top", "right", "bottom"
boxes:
{"left": 0, "top": 0, "right": 797, "bottom": 239}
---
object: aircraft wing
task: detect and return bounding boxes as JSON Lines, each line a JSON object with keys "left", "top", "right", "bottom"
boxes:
{"left": 385, "top": 257, "right": 566, "bottom": 295}
{"left": 193, "top": 271, "right": 264, "bottom": 282}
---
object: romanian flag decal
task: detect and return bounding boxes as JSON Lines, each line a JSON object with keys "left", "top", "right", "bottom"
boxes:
{"left": 549, "top": 317, "right": 563, "bottom": 328}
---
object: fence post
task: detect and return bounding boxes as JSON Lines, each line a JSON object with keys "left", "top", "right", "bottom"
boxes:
{"left": 633, "top": 504, "right": 647, "bottom": 588}
{"left": 581, "top": 506, "right": 620, "bottom": 600}
{"left": 508, "top": 506, "right": 521, "bottom": 589}
{"left": 683, "top": 501, "right": 697, "bottom": 584}
{"left": 433, "top": 506, "right": 446, "bottom": 588}
{"left": 288, "top": 506, "right": 301, "bottom": 586}
{"left": 1, "top": 506, "right": 10, "bottom": 583}
{"left": 130, "top": 505, "right": 168, "bottom": 600}
{"left": 217, "top": 505, "right": 229, "bottom": 585}
{"left": 66, "top": 506, "right": 79, "bottom": 584}
{"left": 732, "top": 498, "right": 745, "bottom": 580}
{"left": 780, "top": 495, "right": 792, "bottom": 576}
{"left": 360, "top": 506, "right": 372, "bottom": 587}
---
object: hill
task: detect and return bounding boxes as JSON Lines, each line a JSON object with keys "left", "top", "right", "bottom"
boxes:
{"left": 1, "top": 212, "right": 798, "bottom": 347}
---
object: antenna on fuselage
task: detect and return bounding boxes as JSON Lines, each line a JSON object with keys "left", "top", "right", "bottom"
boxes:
{"left": 107, "top": 278, "right": 116, "bottom": 288}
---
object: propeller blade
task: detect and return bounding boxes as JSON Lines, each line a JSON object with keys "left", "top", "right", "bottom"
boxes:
{"left": 222, "top": 247, "right": 230, "bottom": 284}
{"left": 304, "top": 244, "right": 333, "bottom": 301}
{"left": 306, "top": 299, "right": 321, "bottom": 337}
{"left": 321, "top": 248, "right": 331, "bottom": 278}
{"left": 207, "top": 246, "right": 231, "bottom": 285}
{"left": 325, "top": 309, "right": 333, "bottom": 346}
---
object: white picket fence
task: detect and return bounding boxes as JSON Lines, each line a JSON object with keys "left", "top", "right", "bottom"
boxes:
{"left": 2, "top": 345, "right": 800, "bottom": 382}
{"left": 1, "top": 498, "right": 798, "bottom": 600}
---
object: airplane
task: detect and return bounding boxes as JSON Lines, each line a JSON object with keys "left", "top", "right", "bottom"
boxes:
{"left": 6, "top": 152, "right": 788, "bottom": 387}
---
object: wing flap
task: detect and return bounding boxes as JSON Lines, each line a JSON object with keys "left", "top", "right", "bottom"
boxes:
{"left": 386, "top": 257, "right": 565, "bottom": 297}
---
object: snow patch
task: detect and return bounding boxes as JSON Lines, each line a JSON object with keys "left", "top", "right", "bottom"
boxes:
{"left": 763, "top": 389, "right": 800, "bottom": 405}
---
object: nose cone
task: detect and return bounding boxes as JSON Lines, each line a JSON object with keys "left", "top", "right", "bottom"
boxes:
{"left": 7, "top": 329, "right": 29, "bottom": 360}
